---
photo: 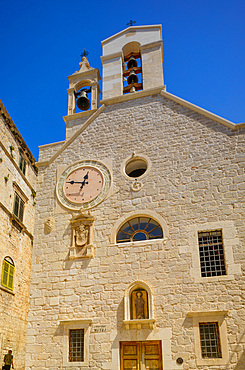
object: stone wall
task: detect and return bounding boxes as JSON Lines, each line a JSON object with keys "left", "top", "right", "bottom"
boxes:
{"left": 26, "top": 94, "right": 245, "bottom": 369}
{"left": 0, "top": 106, "right": 37, "bottom": 370}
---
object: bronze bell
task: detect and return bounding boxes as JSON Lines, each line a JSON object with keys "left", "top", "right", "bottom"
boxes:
{"left": 127, "top": 55, "right": 138, "bottom": 69}
{"left": 76, "top": 90, "right": 90, "bottom": 111}
{"left": 127, "top": 70, "right": 138, "bottom": 85}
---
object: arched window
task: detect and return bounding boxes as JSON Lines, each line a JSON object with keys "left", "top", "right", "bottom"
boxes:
{"left": 117, "top": 216, "right": 163, "bottom": 243}
{"left": 1, "top": 257, "right": 15, "bottom": 291}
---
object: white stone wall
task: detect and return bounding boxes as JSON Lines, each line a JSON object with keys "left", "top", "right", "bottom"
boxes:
{"left": 26, "top": 95, "right": 245, "bottom": 369}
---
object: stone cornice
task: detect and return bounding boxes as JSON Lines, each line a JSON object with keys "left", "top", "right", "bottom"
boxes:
{"left": 0, "top": 140, "right": 36, "bottom": 192}
{"left": 161, "top": 90, "right": 245, "bottom": 130}
{"left": 0, "top": 100, "right": 38, "bottom": 173}
{"left": 68, "top": 68, "right": 101, "bottom": 82}
{"left": 100, "top": 51, "right": 123, "bottom": 63}
{"left": 101, "top": 86, "right": 166, "bottom": 106}
{"left": 187, "top": 311, "right": 228, "bottom": 317}
{"left": 63, "top": 109, "right": 97, "bottom": 124}
{"left": 101, "top": 24, "right": 162, "bottom": 46}
{"left": 0, "top": 201, "right": 33, "bottom": 239}
{"left": 37, "top": 88, "right": 244, "bottom": 168}
{"left": 37, "top": 105, "right": 106, "bottom": 167}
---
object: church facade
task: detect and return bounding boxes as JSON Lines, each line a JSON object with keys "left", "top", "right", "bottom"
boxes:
{"left": 25, "top": 25, "right": 245, "bottom": 369}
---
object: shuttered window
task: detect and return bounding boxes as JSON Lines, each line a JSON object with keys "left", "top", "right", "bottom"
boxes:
{"left": 13, "top": 192, "right": 24, "bottom": 222}
{"left": 1, "top": 258, "right": 15, "bottom": 291}
{"left": 19, "top": 152, "right": 26, "bottom": 175}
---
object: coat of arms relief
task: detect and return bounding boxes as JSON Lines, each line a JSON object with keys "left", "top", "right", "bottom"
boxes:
{"left": 69, "top": 212, "right": 95, "bottom": 259}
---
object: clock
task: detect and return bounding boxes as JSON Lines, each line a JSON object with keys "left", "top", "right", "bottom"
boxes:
{"left": 56, "top": 160, "right": 111, "bottom": 211}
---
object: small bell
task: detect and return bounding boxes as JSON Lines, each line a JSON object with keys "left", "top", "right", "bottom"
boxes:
{"left": 127, "top": 70, "right": 138, "bottom": 85}
{"left": 127, "top": 55, "right": 138, "bottom": 69}
{"left": 75, "top": 90, "right": 90, "bottom": 111}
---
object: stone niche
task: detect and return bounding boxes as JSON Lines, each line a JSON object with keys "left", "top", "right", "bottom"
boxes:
{"left": 69, "top": 212, "right": 95, "bottom": 259}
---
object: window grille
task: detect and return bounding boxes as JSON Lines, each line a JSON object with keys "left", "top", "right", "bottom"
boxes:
{"left": 117, "top": 217, "right": 163, "bottom": 243}
{"left": 13, "top": 192, "right": 24, "bottom": 222}
{"left": 199, "top": 322, "right": 222, "bottom": 358}
{"left": 198, "top": 230, "right": 226, "bottom": 277}
{"left": 1, "top": 257, "right": 15, "bottom": 290}
{"left": 69, "top": 329, "right": 84, "bottom": 362}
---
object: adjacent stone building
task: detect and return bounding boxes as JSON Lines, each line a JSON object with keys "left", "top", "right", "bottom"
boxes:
{"left": 25, "top": 25, "right": 245, "bottom": 369}
{"left": 0, "top": 100, "right": 37, "bottom": 368}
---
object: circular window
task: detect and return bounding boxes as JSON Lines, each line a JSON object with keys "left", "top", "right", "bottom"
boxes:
{"left": 125, "top": 158, "right": 147, "bottom": 178}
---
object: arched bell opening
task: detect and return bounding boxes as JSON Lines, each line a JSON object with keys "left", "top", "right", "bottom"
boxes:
{"left": 122, "top": 42, "right": 143, "bottom": 94}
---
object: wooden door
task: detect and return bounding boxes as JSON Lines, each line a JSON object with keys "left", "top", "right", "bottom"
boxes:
{"left": 120, "top": 341, "right": 162, "bottom": 370}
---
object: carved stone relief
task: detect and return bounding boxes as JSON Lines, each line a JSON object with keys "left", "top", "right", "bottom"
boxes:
{"left": 131, "top": 180, "right": 143, "bottom": 192}
{"left": 69, "top": 211, "right": 95, "bottom": 259}
{"left": 44, "top": 217, "right": 55, "bottom": 234}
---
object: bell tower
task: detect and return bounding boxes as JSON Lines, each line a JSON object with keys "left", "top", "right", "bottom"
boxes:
{"left": 101, "top": 25, "right": 165, "bottom": 100}
{"left": 67, "top": 55, "right": 101, "bottom": 115}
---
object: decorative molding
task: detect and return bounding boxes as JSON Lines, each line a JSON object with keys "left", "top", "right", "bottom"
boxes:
{"left": 0, "top": 100, "right": 37, "bottom": 172}
{"left": 160, "top": 90, "right": 245, "bottom": 130}
{"left": 101, "top": 24, "right": 162, "bottom": 45}
{"left": 0, "top": 140, "right": 36, "bottom": 191}
{"left": 13, "top": 181, "right": 29, "bottom": 202}
{"left": 0, "top": 202, "right": 33, "bottom": 238}
{"left": 60, "top": 319, "right": 92, "bottom": 325}
{"left": 44, "top": 217, "right": 55, "bottom": 234}
{"left": 123, "top": 319, "right": 155, "bottom": 330}
{"left": 0, "top": 285, "right": 15, "bottom": 296}
{"left": 101, "top": 86, "right": 166, "bottom": 106}
{"left": 63, "top": 109, "right": 97, "bottom": 124}
{"left": 131, "top": 180, "right": 143, "bottom": 192}
{"left": 37, "top": 105, "right": 106, "bottom": 167}
{"left": 187, "top": 311, "right": 228, "bottom": 317}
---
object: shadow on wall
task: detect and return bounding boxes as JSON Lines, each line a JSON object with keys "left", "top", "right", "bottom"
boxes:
{"left": 227, "top": 330, "right": 244, "bottom": 370}
{"left": 233, "top": 350, "right": 245, "bottom": 370}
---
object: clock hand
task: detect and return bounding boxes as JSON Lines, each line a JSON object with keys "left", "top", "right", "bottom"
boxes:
{"left": 83, "top": 172, "right": 89, "bottom": 180}
{"left": 80, "top": 180, "right": 89, "bottom": 189}
{"left": 66, "top": 181, "right": 86, "bottom": 184}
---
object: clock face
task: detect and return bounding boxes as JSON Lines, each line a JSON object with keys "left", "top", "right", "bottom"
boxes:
{"left": 64, "top": 166, "right": 103, "bottom": 204}
{"left": 56, "top": 160, "right": 111, "bottom": 211}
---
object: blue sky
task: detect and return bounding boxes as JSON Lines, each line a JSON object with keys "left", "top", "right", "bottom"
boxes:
{"left": 0, "top": 0, "right": 244, "bottom": 160}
